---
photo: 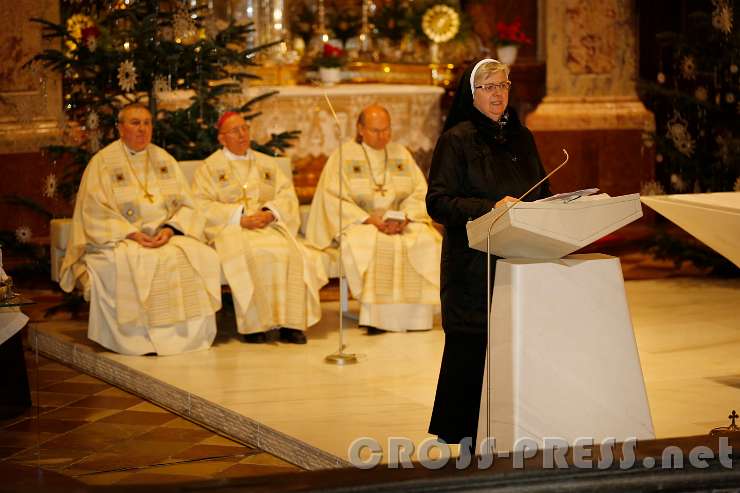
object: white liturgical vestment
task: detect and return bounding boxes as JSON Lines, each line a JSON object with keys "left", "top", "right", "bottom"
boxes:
{"left": 59, "top": 141, "right": 222, "bottom": 356}
{"left": 192, "top": 149, "right": 327, "bottom": 334}
{"left": 305, "top": 141, "right": 441, "bottom": 331}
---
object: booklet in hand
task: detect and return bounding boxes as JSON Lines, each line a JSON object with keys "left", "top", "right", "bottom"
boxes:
{"left": 382, "top": 210, "right": 407, "bottom": 222}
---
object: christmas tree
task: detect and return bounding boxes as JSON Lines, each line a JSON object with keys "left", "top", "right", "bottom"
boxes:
{"left": 639, "top": 0, "right": 739, "bottom": 274}
{"left": 30, "top": 0, "right": 297, "bottom": 203}
{"left": 0, "top": 0, "right": 298, "bottom": 297}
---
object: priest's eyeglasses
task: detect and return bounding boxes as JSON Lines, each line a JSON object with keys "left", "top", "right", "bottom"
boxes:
{"left": 222, "top": 124, "right": 250, "bottom": 137}
{"left": 474, "top": 81, "right": 512, "bottom": 93}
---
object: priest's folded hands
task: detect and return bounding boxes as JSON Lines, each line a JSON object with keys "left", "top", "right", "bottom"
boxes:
{"left": 125, "top": 226, "right": 175, "bottom": 248}
{"left": 363, "top": 211, "right": 409, "bottom": 235}
{"left": 239, "top": 210, "right": 275, "bottom": 230}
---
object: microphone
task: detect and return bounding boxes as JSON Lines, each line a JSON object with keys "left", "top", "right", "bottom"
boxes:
{"left": 504, "top": 148, "right": 569, "bottom": 211}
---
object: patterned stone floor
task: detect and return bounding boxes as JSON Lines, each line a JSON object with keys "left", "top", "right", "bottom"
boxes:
{"left": 1, "top": 237, "right": 734, "bottom": 489}
{"left": 0, "top": 349, "right": 302, "bottom": 487}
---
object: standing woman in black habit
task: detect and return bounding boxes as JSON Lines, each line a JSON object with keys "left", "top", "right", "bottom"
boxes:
{"left": 426, "top": 58, "right": 552, "bottom": 448}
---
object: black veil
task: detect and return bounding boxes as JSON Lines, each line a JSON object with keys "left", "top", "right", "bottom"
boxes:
{"left": 442, "top": 61, "right": 479, "bottom": 133}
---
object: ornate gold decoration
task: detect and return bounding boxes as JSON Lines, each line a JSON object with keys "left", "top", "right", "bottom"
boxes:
{"left": 421, "top": 5, "right": 460, "bottom": 44}
{"left": 344, "top": 61, "right": 455, "bottom": 86}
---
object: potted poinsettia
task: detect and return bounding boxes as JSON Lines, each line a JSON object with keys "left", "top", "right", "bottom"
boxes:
{"left": 492, "top": 17, "right": 533, "bottom": 65}
{"left": 314, "top": 43, "right": 346, "bottom": 85}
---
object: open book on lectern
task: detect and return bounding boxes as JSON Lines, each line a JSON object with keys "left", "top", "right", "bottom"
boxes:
{"left": 466, "top": 193, "right": 643, "bottom": 259}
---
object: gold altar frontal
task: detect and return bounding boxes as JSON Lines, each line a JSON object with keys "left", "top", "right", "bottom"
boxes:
{"left": 247, "top": 62, "right": 456, "bottom": 88}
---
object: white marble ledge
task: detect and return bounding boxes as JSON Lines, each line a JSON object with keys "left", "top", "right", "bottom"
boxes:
{"left": 157, "top": 84, "right": 445, "bottom": 108}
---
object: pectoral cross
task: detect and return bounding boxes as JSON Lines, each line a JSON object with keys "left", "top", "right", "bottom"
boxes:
{"left": 144, "top": 191, "right": 154, "bottom": 203}
{"left": 375, "top": 185, "right": 387, "bottom": 196}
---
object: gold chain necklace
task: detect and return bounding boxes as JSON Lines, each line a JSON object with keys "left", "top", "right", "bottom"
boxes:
{"left": 360, "top": 144, "right": 388, "bottom": 196}
{"left": 121, "top": 142, "right": 154, "bottom": 203}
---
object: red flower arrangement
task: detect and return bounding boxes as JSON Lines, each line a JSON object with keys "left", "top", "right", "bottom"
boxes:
{"left": 81, "top": 25, "right": 101, "bottom": 43}
{"left": 493, "top": 17, "right": 533, "bottom": 47}
{"left": 314, "top": 43, "right": 346, "bottom": 68}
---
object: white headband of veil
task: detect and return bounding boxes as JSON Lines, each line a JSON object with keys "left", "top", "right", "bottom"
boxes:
{"left": 470, "top": 58, "right": 499, "bottom": 95}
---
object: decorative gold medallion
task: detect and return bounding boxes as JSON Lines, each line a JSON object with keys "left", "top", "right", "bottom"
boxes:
{"left": 422, "top": 5, "right": 460, "bottom": 44}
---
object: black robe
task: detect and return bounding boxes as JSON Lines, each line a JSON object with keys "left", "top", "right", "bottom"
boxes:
{"left": 426, "top": 108, "right": 551, "bottom": 334}
{"left": 425, "top": 77, "right": 550, "bottom": 444}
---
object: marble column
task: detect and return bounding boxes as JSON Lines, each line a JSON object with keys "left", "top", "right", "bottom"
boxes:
{"left": 526, "top": 0, "right": 654, "bottom": 196}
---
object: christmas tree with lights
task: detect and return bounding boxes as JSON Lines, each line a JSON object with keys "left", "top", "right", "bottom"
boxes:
{"left": 639, "top": 0, "right": 739, "bottom": 274}
{"left": 30, "top": 0, "right": 297, "bottom": 202}
{"left": 0, "top": 0, "right": 298, "bottom": 299}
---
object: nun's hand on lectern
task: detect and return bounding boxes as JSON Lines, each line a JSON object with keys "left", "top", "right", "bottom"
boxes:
{"left": 495, "top": 196, "right": 517, "bottom": 209}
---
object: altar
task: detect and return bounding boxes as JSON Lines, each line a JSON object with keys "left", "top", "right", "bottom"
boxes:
{"left": 245, "top": 83, "right": 443, "bottom": 156}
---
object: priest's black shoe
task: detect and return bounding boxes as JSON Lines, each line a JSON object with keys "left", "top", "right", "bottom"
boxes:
{"left": 243, "top": 332, "right": 267, "bottom": 344}
{"left": 279, "top": 328, "right": 307, "bottom": 344}
{"left": 365, "top": 326, "right": 385, "bottom": 335}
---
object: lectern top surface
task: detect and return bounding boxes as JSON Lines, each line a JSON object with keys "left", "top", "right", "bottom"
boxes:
{"left": 466, "top": 193, "right": 643, "bottom": 259}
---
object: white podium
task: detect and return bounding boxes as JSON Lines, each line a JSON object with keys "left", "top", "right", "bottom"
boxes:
{"left": 466, "top": 194, "right": 655, "bottom": 451}
{"left": 475, "top": 254, "right": 654, "bottom": 450}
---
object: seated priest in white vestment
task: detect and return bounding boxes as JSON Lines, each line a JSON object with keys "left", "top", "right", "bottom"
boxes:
{"left": 191, "top": 112, "right": 327, "bottom": 344}
{"left": 305, "top": 104, "right": 441, "bottom": 334}
{"left": 59, "top": 103, "right": 222, "bottom": 356}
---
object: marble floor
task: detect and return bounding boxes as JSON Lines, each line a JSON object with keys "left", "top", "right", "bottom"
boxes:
{"left": 23, "top": 276, "right": 740, "bottom": 471}
{"left": 0, "top": 351, "right": 300, "bottom": 487}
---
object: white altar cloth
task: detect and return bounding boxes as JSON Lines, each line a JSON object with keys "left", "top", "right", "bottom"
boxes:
{"left": 477, "top": 254, "right": 655, "bottom": 451}
{"left": 241, "top": 84, "right": 444, "bottom": 159}
{"left": 641, "top": 192, "right": 740, "bottom": 268}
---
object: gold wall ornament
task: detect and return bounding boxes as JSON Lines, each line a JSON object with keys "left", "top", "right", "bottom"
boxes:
{"left": 421, "top": 5, "right": 460, "bottom": 44}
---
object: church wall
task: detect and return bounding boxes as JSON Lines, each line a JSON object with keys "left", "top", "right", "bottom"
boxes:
{"left": 0, "top": 0, "right": 668, "bottom": 249}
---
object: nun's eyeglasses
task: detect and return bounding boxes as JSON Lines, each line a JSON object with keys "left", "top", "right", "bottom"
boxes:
{"left": 474, "top": 81, "right": 512, "bottom": 93}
